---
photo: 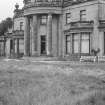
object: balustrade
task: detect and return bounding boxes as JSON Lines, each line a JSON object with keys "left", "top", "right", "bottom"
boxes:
{"left": 24, "top": 0, "right": 62, "bottom": 8}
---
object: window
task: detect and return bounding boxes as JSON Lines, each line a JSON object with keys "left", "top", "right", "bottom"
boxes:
{"left": 66, "top": 13, "right": 71, "bottom": 24}
{"left": 81, "top": 33, "right": 90, "bottom": 53}
{"left": 20, "top": 22, "right": 23, "bottom": 30}
{"left": 73, "top": 34, "right": 79, "bottom": 53}
{"left": 65, "top": 33, "right": 90, "bottom": 54}
{"left": 66, "top": 35, "right": 71, "bottom": 54}
{"left": 40, "top": 15, "right": 47, "bottom": 25}
{"left": 80, "top": 10, "right": 86, "bottom": 21}
{"left": 25, "top": 0, "right": 31, "bottom": 4}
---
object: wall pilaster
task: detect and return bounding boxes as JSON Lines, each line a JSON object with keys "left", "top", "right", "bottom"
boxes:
{"left": 16, "top": 38, "right": 19, "bottom": 57}
{"left": 24, "top": 16, "right": 30, "bottom": 56}
{"left": 32, "top": 15, "right": 38, "bottom": 56}
{"left": 47, "top": 13, "right": 52, "bottom": 56}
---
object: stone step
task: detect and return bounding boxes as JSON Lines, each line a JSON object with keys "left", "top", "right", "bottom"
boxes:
{"left": 64, "top": 55, "right": 80, "bottom": 61}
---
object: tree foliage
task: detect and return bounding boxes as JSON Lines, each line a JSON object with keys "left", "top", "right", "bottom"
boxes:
{"left": 0, "top": 17, "right": 12, "bottom": 36}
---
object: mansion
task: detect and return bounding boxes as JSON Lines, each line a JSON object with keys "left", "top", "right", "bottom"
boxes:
{"left": 4, "top": 0, "right": 105, "bottom": 59}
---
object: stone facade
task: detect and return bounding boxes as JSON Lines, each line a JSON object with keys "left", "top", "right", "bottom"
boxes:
{"left": 6, "top": 0, "right": 105, "bottom": 59}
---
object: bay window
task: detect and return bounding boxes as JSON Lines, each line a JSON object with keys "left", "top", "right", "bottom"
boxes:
{"left": 65, "top": 33, "right": 90, "bottom": 55}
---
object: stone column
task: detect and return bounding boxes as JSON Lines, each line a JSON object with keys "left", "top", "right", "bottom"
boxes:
{"left": 6, "top": 39, "right": 10, "bottom": 58}
{"left": 58, "top": 14, "right": 63, "bottom": 57}
{"left": 16, "top": 38, "right": 19, "bottom": 57}
{"left": 3, "top": 38, "right": 6, "bottom": 56}
{"left": 32, "top": 15, "right": 38, "bottom": 56}
{"left": 24, "top": 16, "right": 30, "bottom": 56}
{"left": 12, "top": 38, "right": 15, "bottom": 57}
{"left": 79, "top": 33, "right": 81, "bottom": 58}
{"left": 47, "top": 13, "right": 52, "bottom": 56}
{"left": 70, "top": 34, "right": 73, "bottom": 54}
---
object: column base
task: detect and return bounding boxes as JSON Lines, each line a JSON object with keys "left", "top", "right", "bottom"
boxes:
{"left": 23, "top": 54, "right": 30, "bottom": 57}
{"left": 46, "top": 53, "right": 53, "bottom": 57}
{"left": 31, "top": 51, "right": 39, "bottom": 57}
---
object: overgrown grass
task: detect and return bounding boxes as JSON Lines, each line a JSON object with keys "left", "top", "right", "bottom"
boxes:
{"left": 75, "top": 90, "right": 105, "bottom": 105}
{"left": 0, "top": 60, "right": 105, "bottom": 105}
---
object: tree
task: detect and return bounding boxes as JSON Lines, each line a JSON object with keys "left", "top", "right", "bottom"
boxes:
{"left": 0, "top": 17, "right": 13, "bottom": 36}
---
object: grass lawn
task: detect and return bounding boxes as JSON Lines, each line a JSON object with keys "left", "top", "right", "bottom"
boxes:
{"left": 0, "top": 59, "right": 105, "bottom": 105}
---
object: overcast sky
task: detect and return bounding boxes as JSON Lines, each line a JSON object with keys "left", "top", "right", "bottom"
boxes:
{"left": 0, "top": 0, "right": 23, "bottom": 22}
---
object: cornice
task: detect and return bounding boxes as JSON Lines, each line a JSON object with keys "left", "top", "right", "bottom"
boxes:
{"left": 23, "top": 0, "right": 97, "bottom": 9}
{"left": 63, "top": 0, "right": 96, "bottom": 7}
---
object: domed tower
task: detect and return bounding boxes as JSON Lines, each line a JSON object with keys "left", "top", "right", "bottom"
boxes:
{"left": 23, "top": 0, "right": 65, "bottom": 57}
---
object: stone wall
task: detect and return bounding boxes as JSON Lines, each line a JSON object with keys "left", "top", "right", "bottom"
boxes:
{"left": 62, "top": 0, "right": 105, "bottom": 56}
{"left": 14, "top": 17, "right": 25, "bottom": 31}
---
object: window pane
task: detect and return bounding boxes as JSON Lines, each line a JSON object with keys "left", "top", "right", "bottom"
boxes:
{"left": 81, "top": 34, "right": 90, "bottom": 53}
{"left": 66, "top": 35, "right": 71, "bottom": 54}
{"left": 67, "top": 42, "right": 71, "bottom": 53}
{"left": 66, "top": 35, "right": 71, "bottom": 41}
{"left": 80, "top": 10, "right": 86, "bottom": 21}
{"left": 74, "top": 40, "right": 79, "bottom": 53}
{"left": 20, "top": 22, "right": 23, "bottom": 30}
{"left": 82, "top": 34, "right": 89, "bottom": 40}
{"left": 66, "top": 13, "right": 71, "bottom": 24}
{"left": 74, "top": 35, "right": 79, "bottom": 40}
{"left": 40, "top": 15, "right": 47, "bottom": 24}
{"left": 73, "top": 34, "right": 79, "bottom": 53}
{"left": 81, "top": 41, "right": 89, "bottom": 53}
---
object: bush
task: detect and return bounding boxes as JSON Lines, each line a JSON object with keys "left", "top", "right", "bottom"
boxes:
{"left": 91, "top": 48, "right": 100, "bottom": 56}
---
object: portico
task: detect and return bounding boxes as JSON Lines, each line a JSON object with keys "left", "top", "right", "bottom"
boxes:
{"left": 24, "top": 13, "right": 61, "bottom": 57}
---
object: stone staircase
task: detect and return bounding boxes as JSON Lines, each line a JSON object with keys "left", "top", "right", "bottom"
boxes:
{"left": 64, "top": 54, "right": 80, "bottom": 61}
{"left": 22, "top": 54, "right": 80, "bottom": 61}
{"left": 22, "top": 56, "right": 65, "bottom": 61}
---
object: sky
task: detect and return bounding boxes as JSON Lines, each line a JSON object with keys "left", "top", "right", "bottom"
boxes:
{"left": 0, "top": 0, "right": 23, "bottom": 22}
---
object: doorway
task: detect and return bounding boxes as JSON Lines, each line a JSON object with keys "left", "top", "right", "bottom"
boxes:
{"left": 41, "top": 36, "right": 46, "bottom": 55}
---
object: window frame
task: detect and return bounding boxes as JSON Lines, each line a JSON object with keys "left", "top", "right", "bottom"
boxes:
{"left": 80, "top": 10, "right": 86, "bottom": 21}
{"left": 66, "top": 35, "right": 71, "bottom": 54}
{"left": 72, "top": 33, "right": 80, "bottom": 54}
{"left": 20, "top": 22, "right": 23, "bottom": 31}
{"left": 81, "top": 33, "right": 90, "bottom": 54}
{"left": 40, "top": 15, "right": 47, "bottom": 25}
{"left": 66, "top": 13, "right": 71, "bottom": 24}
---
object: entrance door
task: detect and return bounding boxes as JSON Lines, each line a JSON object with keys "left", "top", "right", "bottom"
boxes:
{"left": 10, "top": 40, "right": 13, "bottom": 54}
{"left": 41, "top": 36, "right": 46, "bottom": 55}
